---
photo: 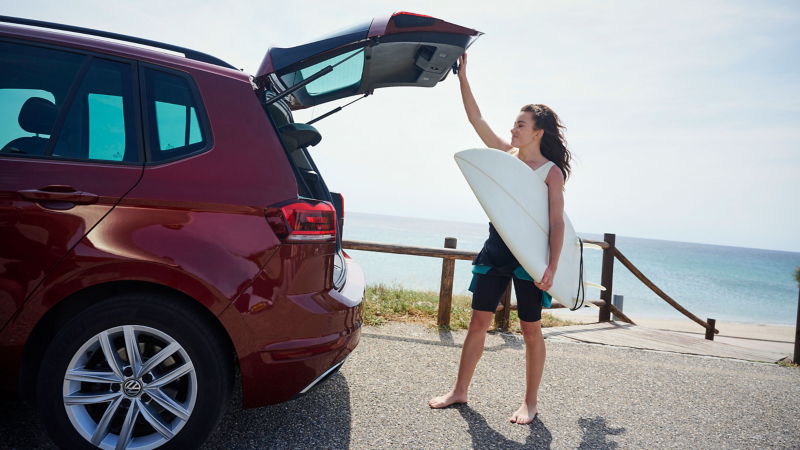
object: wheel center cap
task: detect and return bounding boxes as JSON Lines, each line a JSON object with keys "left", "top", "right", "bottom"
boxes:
{"left": 123, "top": 379, "right": 143, "bottom": 397}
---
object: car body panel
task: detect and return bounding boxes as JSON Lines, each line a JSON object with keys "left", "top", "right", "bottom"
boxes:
{"left": 228, "top": 248, "right": 364, "bottom": 407}
{"left": 0, "top": 157, "right": 143, "bottom": 330}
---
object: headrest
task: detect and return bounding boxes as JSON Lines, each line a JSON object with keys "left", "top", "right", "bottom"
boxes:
{"left": 264, "top": 90, "right": 292, "bottom": 127}
{"left": 279, "top": 123, "right": 322, "bottom": 152}
{"left": 19, "top": 97, "right": 58, "bottom": 135}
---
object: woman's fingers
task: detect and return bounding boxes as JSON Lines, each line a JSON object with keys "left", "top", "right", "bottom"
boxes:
{"left": 537, "top": 268, "right": 554, "bottom": 291}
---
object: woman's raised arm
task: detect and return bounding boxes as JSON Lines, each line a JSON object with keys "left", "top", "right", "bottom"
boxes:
{"left": 458, "top": 54, "right": 513, "bottom": 151}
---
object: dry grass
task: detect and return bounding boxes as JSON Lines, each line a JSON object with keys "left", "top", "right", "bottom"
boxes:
{"left": 778, "top": 358, "right": 799, "bottom": 369}
{"left": 363, "top": 283, "right": 578, "bottom": 331}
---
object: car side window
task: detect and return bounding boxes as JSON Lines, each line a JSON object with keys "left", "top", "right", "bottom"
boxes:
{"left": 53, "top": 58, "right": 138, "bottom": 162}
{"left": 0, "top": 41, "right": 85, "bottom": 156}
{"left": 143, "top": 68, "right": 209, "bottom": 162}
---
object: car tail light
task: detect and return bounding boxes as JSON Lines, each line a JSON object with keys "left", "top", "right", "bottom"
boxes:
{"left": 266, "top": 200, "right": 337, "bottom": 242}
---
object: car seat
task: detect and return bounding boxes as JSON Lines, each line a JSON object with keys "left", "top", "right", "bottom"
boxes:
{"left": 279, "top": 123, "right": 321, "bottom": 152}
{"left": 1, "top": 97, "right": 59, "bottom": 155}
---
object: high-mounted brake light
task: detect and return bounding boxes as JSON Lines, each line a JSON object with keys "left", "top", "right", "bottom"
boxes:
{"left": 266, "top": 200, "right": 337, "bottom": 242}
{"left": 391, "top": 11, "right": 435, "bottom": 28}
{"left": 392, "top": 12, "right": 433, "bottom": 18}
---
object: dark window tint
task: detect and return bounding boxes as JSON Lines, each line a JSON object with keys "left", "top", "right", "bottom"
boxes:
{"left": 0, "top": 42, "right": 85, "bottom": 156}
{"left": 53, "top": 58, "right": 138, "bottom": 162}
{"left": 143, "top": 69, "right": 208, "bottom": 162}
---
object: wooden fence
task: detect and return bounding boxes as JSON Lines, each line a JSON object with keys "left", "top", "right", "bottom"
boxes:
{"left": 343, "top": 233, "right": 720, "bottom": 338}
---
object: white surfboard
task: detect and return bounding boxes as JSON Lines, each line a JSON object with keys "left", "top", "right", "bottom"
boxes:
{"left": 455, "top": 148, "right": 599, "bottom": 310}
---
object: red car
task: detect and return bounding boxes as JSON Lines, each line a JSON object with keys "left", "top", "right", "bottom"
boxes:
{"left": 0, "top": 12, "right": 480, "bottom": 450}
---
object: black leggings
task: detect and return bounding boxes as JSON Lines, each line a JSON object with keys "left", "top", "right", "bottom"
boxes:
{"left": 471, "top": 273, "right": 543, "bottom": 323}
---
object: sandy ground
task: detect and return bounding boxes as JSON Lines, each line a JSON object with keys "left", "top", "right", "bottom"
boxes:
{"left": 548, "top": 311, "right": 797, "bottom": 357}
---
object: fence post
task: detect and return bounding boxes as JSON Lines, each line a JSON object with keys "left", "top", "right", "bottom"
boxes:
{"left": 599, "top": 233, "right": 616, "bottom": 322}
{"left": 437, "top": 237, "right": 457, "bottom": 327}
{"left": 494, "top": 283, "right": 512, "bottom": 331}
{"left": 612, "top": 295, "right": 624, "bottom": 321}
{"left": 794, "top": 288, "right": 799, "bottom": 363}
{"left": 705, "top": 318, "right": 716, "bottom": 341}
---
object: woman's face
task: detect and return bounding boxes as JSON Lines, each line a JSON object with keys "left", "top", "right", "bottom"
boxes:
{"left": 509, "top": 111, "right": 542, "bottom": 148}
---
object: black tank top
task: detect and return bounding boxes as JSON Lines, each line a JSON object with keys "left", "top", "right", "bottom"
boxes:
{"left": 472, "top": 222, "right": 520, "bottom": 275}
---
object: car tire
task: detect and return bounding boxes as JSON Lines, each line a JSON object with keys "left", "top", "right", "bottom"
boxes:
{"left": 36, "top": 291, "right": 233, "bottom": 450}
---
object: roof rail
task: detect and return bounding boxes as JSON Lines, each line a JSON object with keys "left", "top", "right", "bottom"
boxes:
{"left": 0, "top": 15, "right": 237, "bottom": 70}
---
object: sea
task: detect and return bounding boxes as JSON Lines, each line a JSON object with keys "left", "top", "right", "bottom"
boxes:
{"left": 342, "top": 212, "right": 800, "bottom": 326}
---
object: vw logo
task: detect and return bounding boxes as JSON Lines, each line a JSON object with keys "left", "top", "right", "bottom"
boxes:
{"left": 123, "top": 379, "right": 143, "bottom": 397}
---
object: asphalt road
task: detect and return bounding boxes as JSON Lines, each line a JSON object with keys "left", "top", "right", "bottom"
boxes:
{"left": 3, "top": 322, "right": 799, "bottom": 449}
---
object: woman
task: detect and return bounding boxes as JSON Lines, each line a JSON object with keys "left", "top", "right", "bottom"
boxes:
{"left": 429, "top": 53, "right": 572, "bottom": 425}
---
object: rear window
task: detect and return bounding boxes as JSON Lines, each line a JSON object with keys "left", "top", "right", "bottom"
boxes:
{"left": 53, "top": 58, "right": 138, "bottom": 162}
{"left": 296, "top": 49, "right": 364, "bottom": 96}
{"left": 142, "top": 68, "right": 209, "bottom": 162}
{"left": 277, "top": 48, "right": 365, "bottom": 105}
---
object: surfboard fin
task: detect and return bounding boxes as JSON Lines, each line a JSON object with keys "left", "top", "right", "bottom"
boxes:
{"left": 581, "top": 243, "right": 603, "bottom": 251}
{"left": 583, "top": 281, "right": 606, "bottom": 291}
{"left": 583, "top": 302, "right": 600, "bottom": 310}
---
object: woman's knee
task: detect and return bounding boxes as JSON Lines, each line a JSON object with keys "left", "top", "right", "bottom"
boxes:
{"left": 520, "top": 320, "right": 544, "bottom": 341}
{"left": 468, "top": 310, "right": 494, "bottom": 331}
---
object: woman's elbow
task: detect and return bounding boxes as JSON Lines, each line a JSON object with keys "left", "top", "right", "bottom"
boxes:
{"left": 550, "top": 219, "right": 565, "bottom": 232}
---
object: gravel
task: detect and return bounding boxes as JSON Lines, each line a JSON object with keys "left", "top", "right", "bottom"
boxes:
{"left": 2, "top": 322, "right": 799, "bottom": 449}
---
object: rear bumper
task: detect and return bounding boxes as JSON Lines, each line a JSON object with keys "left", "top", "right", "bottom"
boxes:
{"left": 290, "top": 352, "right": 347, "bottom": 401}
{"left": 228, "top": 247, "right": 365, "bottom": 408}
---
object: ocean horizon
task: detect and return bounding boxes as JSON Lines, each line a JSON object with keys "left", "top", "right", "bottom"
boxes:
{"left": 342, "top": 212, "right": 800, "bottom": 327}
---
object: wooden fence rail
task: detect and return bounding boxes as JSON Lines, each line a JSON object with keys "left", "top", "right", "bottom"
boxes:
{"left": 342, "top": 234, "right": 714, "bottom": 336}
{"left": 614, "top": 248, "right": 719, "bottom": 335}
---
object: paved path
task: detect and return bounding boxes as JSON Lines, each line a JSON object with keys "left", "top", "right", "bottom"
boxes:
{"left": 2, "top": 322, "right": 799, "bottom": 449}
{"left": 541, "top": 322, "right": 790, "bottom": 362}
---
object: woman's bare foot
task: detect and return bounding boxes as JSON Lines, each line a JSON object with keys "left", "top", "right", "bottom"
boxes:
{"left": 429, "top": 390, "right": 468, "bottom": 409}
{"left": 510, "top": 400, "right": 538, "bottom": 424}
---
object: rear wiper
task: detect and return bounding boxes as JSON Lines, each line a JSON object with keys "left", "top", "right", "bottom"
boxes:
{"left": 307, "top": 92, "right": 371, "bottom": 125}
{"left": 264, "top": 46, "right": 367, "bottom": 107}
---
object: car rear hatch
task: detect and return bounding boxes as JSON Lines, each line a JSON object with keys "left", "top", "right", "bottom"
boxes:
{"left": 255, "top": 12, "right": 482, "bottom": 108}
{"left": 256, "top": 12, "right": 480, "bottom": 293}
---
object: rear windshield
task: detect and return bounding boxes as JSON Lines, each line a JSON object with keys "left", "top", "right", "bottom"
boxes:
{"left": 276, "top": 48, "right": 364, "bottom": 106}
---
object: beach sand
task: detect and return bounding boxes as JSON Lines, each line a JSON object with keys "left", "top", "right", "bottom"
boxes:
{"left": 547, "top": 311, "right": 796, "bottom": 357}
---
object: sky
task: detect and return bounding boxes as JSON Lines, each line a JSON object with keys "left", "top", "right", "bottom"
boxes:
{"left": 5, "top": 0, "right": 800, "bottom": 252}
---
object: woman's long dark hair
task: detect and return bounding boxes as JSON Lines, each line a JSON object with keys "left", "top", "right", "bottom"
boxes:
{"left": 521, "top": 104, "right": 572, "bottom": 182}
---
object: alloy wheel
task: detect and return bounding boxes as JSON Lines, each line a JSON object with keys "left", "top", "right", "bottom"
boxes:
{"left": 62, "top": 325, "right": 197, "bottom": 450}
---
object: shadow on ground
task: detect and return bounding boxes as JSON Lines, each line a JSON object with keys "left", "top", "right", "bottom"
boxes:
{"left": 578, "top": 416, "right": 626, "bottom": 449}
{"left": 457, "top": 404, "right": 553, "bottom": 449}
{"left": 202, "top": 371, "right": 352, "bottom": 449}
{"left": 0, "top": 395, "right": 56, "bottom": 449}
{"left": 0, "top": 372, "right": 352, "bottom": 450}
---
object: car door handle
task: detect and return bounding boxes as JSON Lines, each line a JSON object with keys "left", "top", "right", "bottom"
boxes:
{"left": 18, "top": 187, "right": 100, "bottom": 205}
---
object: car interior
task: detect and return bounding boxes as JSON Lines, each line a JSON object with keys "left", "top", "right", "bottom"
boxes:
{"left": 262, "top": 89, "right": 327, "bottom": 201}
{"left": 0, "top": 41, "right": 84, "bottom": 155}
